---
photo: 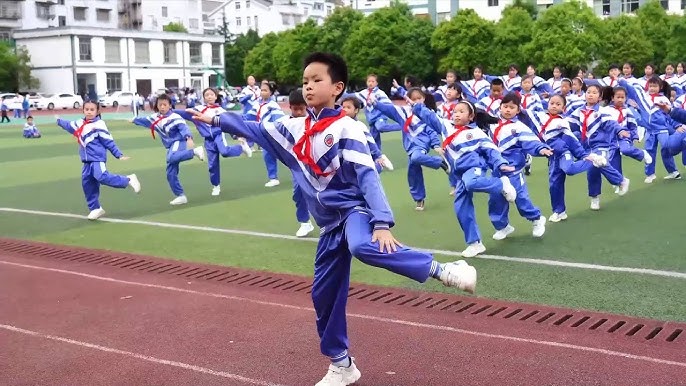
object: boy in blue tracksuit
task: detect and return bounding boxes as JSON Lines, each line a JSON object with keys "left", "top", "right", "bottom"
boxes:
{"left": 175, "top": 87, "right": 253, "bottom": 197}
{"left": 244, "top": 82, "right": 285, "bottom": 187}
{"left": 346, "top": 74, "right": 398, "bottom": 151}
{"left": 131, "top": 94, "right": 205, "bottom": 205}
{"left": 56, "top": 101, "right": 140, "bottom": 220}
{"left": 190, "top": 52, "right": 478, "bottom": 386}
{"left": 23, "top": 116, "right": 41, "bottom": 138}
{"left": 486, "top": 93, "right": 551, "bottom": 240}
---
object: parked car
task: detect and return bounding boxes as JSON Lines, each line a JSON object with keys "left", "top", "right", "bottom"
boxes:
{"left": 98, "top": 91, "right": 135, "bottom": 107}
{"left": 0, "top": 93, "right": 34, "bottom": 110}
{"left": 34, "top": 93, "right": 84, "bottom": 110}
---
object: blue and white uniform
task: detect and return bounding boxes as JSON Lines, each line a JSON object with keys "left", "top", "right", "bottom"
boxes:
{"left": 600, "top": 104, "right": 647, "bottom": 173}
{"left": 245, "top": 96, "right": 285, "bottom": 182}
{"left": 346, "top": 87, "right": 399, "bottom": 151}
{"left": 23, "top": 122, "right": 41, "bottom": 138}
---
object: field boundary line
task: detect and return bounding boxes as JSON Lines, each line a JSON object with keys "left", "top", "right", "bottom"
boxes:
{"left": 1, "top": 207, "right": 685, "bottom": 280}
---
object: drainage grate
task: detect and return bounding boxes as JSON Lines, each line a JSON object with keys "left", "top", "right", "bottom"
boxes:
{"left": 1, "top": 238, "right": 684, "bottom": 346}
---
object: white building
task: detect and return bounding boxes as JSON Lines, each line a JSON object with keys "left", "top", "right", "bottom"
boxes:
{"left": 202, "top": 0, "right": 339, "bottom": 37}
{"left": 13, "top": 27, "right": 225, "bottom": 97}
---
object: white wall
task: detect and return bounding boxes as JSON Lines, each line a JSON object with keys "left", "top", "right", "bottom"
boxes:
{"left": 32, "top": 68, "right": 74, "bottom": 94}
{"left": 142, "top": 0, "right": 204, "bottom": 34}
{"left": 18, "top": 35, "right": 72, "bottom": 68}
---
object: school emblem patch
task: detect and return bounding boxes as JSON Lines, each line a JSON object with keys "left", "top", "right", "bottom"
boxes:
{"left": 466, "top": 133, "right": 473, "bottom": 140}
{"left": 324, "top": 134, "right": 334, "bottom": 147}
{"left": 511, "top": 128, "right": 517, "bottom": 136}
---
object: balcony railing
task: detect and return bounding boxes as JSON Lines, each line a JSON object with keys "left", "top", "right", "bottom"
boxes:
{"left": 0, "top": 4, "right": 22, "bottom": 20}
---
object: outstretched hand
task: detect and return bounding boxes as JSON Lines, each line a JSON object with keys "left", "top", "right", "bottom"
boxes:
{"left": 655, "top": 103, "right": 671, "bottom": 113}
{"left": 540, "top": 149, "right": 553, "bottom": 157}
{"left": 187, "top": 109, "right": 213, "bottom": 124}
{"left": 500, "top": 165, "right": 516, "bottom": 172}
{"left": 371, "top": 229, "right": 402, "bottom": 253}
{"left": 119, "top": 156, "right": 131, "bottom": 161}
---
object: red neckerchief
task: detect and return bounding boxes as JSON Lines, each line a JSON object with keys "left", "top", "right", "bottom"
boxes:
{"left": 519, "top": 92, "right": 531, "bottom": 109}
{"left": 73, "top": 118, "right": 92, "bottom": 146}
{"left": 613, "top": 105, "right": 625, "bottom": 123}
{"left": 403, "top": 113, "right": 414, "bottom": 132}
{"left": 292, "top": 110, "right": 347, "bottom": 176}
{"left": 442, "top": 125, "right": 470, "bottom": 149}
{"left": 442, "top": 102, "right": 456, "bottom": 120}
{"left": 649, "top": 93, "right": 660, "bottom": 105}
{"left": 492, "top": 119, "right": 513, "bottom": 145}
{"left": 539, "top": 114, "right": 560, "bottom": 139}
{"left": 366, "top": 88, "right": 373, "bottom": 103}
{"left": 580, "top": 108, "right": 595, "bottom": 141}
{"left": 200, "top": 104, "right": 219, "bottom": 115}
{"left": 609, "top": 77, "right": 616, "bottom": 87}
{"left": 256, "top": 101, "right": 267, "bottom": 122}
{"left": 150, "top": 114, "right": 168, "bottom": 139}
{"left": 487, "top": 97, "right": 501, "bottom": 114}
{"left": 644, "top": 78, "right": 650, "bottom": 91}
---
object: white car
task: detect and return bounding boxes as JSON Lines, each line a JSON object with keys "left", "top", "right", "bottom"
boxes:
{"left": 35, "top": 93, "right": 83, "bottom": 110}
{"left": 0, "top": 93, "right": 28, "bottom": 110}
{"left": 98, "top": 91, "right": 135, "bottom": 107}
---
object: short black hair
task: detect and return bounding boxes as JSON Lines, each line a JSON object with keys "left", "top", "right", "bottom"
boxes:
{"left": 340, "top": 95, "right": 361, "bottom": 109}
{"left": 502, "top": 92, "right": 521, "bottom": 106}
{"left": 303, "top": 52, "right": 348, "bottom": 97}
{"left": 289, "top": 88, "right": 306, "bottom": 105}
{"left": 27, "top": 115, "right": 33, "bottom": 119}
{"left": 491, "top": 78, "right": 504, "bottom": 87}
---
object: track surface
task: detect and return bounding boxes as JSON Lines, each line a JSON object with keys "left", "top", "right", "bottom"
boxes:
{"left": 1, "top": 248, "right": 685, "bottom": 386}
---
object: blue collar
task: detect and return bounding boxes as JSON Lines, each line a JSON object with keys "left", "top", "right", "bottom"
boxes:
{"left": 307, "top": 106, "right": 342, "bottom": 120}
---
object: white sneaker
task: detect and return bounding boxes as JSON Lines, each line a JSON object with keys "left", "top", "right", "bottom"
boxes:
{"left": 438, "top": 260, "right": 477, "bottom": 294}
{"left": 643, "top": 150, "right": 653, "bottom": 165}
{"left": 492, "top": 224, "right": 515, "bottom": 240}
{"left": 127, "top": 174, "right": 141, "bottom": 193}
{"left": 296, "top": 221, "right": 315, "bottom": 237}
{"left": 315, "top": 359, "right": 361, "bottom": 386}
{"left": 644, "top": 174, "right": 656, "bottom": 184}
{"left": 590, "top": 197, "right": 600, "bottom": 210}
{"left": 532, "top": 216, "right": 546, "bottom": 238}
{"left": 87, "top": 207, "right": 105, "bottom": 220}
{"left": 549, "top": 212, "right": 568, "bottom": 222}
{"left": 193, "top": 146, "right": 205, "bottom": 162}
{"left": 588, "top": 153, "right": 607, "bottom": 168}
{"left": 614, "top": 186, "right": 620, "bottom": 194}
{"left": 617, "top": 178, "right": 630, "bottom": 196}
{"left": 380, "top": 154, "right": 394, "bottom": 171}
{"left": 238, "top": 138, "right": 253, "bottom": 158}
{"left": 500, "top": 176, "right": 517, "bottom": 202}
{"left": 211, "top": 185, "right": 221, "bottom": 196}
{"left": 664, "top": 171, "right": 681, "bottom": 180}
{"left": 461, "top": 241, "right": 486, "bottom": 258}
{"left": 264, "top": 179, "right": 280, "bottom": 187}
{"left": 170, "top": 195, "right": 188, "bottom": 205}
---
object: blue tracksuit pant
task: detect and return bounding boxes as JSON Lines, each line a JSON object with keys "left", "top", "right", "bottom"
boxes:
{"left": 665, "top": 131, "right": 686, "bottom": 156}
{"left": 312, "top": 210, "right": 434, "bottom": 361}
{"left": 548, "top": 151, "right": 596, "bottom": 214}
{"left": 81, "top": 161, "right": 130, "bottom": 211}
{"left": 488, "top": 172, "right": 541, "bottom": 231}
{"left": 263, "top": 149, "right": 278, "bottom": 180}
{"left": 645, "top": 132, "right": 677, "bottom": 176}
{"left": 205, "top": 133, "right": 244, "bottom": 186}
{"left": 408, "top": 148, "right": 444, "bottom": 201}
{"left": 454, "top": 167, "right": 504, "bottom": 244}
{"left": 292, "top": 181, "right": 310, "bottom": 223}
{"left": 370, "top": 118, "right": 401, "bottom": 151}
{"left": 616, "top": 138, "right": 645, "bottom": 174}
{"left": 166, "top": 140, "right": 195, "bottom": 196}
{"left": 587, "top": 149, "right": 624, "bottom": 197}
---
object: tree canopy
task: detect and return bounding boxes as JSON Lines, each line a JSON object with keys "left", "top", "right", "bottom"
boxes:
{"left": 0, "top": 43, "right": 39, "bottom": 92}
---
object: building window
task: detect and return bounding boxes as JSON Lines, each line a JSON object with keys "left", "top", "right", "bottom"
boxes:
{"left": 236, "top": 1, "right": 241, "bottom": 9}
{"left": 282, "top": 14, "right": 289, "bottom": 25}
{"left": 58, "top": 0, "right": 65, "bottom": 4}
{"left": 660, "top": 0, "right": 668, "bottom": 9}
{"left": 0, "top": 30, "right": 11, "bottom": 41}
{"left": 79, "top": 37, "right": 92, "bottom": 61}
{"left": 163, "top": 41, "right": 177, "bottom": 64}
{"left": 327, "top": 5, "right": 332, "bottom": 15}
{"left": 189, "top": 18, "right": 198, "bottom": 28}
{"left": 602, "top": 0, "right": 610, "bottom": 15}
{"left": 96, "top": 8, "right": 110, "bottom": 22}
{"left": 104, "top": 39, "right": 121, "bottom": 63}
{"left": 106, "top": 73, "right": 122, "bottom": 92}
{"left": 246, "top": 0, "right": 251, "bottom": 8}
{"left": 162, "top": 6, "right": 168, "bottom": 17}
{"left": 621, "top": 0, "right": 639, "bottom": 12}
{"left": 304, "top": 7, "right": 309, "bottom": 15}
{"left": 134, "top": 40, "right": 149, "bottom": 63}
{"left": 682, "top": 0, "right": 686, "bottom": 10}
{"left": 236, "top": 17, "right": 241, "bottom": 26}
{"left": 189, "top": 43, "right": 202, "bottom": 64}
{"left": 247, "top": 16, "right": 251, "bottom": 26}
{"left": 36, "top": 4, "right": 52, "bottom": 19}
{"left": 314, "top": 3, "right": 324, "bottom": 10}
{"left": 487, "top": 0, "right": 499, "bottom": 6}
{"left": 212, "top": 44, "right": 221, "bottom": 65}
{"left": 254, "top": 15, "right": 258, "bottom": 29}
{"left": 73, "top": 6, "right": 87, "bottom": 21}
{"left": 58, "top": 16, "right": 66, "bottom": 26}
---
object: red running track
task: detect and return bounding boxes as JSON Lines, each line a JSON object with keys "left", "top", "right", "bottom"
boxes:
{"left": 0, "top": 252, "right": 684, "bottom": 386}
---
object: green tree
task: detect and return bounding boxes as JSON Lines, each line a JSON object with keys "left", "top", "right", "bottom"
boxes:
{"left": 597, "top": 15, "right": 653, "bottom": 73}
{"left": 431, "top": 9, "right": 495, "bottom": 75}
{"left": 635, "top": 1, "right": 675, "bottom": 69}
{"left": 163, "top": 22, "right": 188, "bottom": 33}
{"left": 343, "top": 2, "right": 436, "bottom": 85}
{"left": 525, "top": 1, "right": 603, "bottom": 73}
{"left": 0, "top": 43, "right": 39, "bottom": 91}
{"left": 224, "top": 30, "right": 261, "bottom": 86}
{"left": 492, "top": 6, "right": 534, "bottom": 72}
{"left": 243, "top": 32, "right": 280, "bottom": 81}
{"left": 665, "top": 15, "right": 686, "bottom": 64}
{"left": 507, "top": 0, "right": 538, "bottom": 19}
{"left": 271, "top": 19, "right": 323, "bottom": 85}
{"left": 318, "top": 7, "right": 364, "bottom": 57}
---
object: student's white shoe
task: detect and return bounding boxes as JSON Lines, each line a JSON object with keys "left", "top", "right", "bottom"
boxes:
{"left": 169, "top": 195, "right": 188, "bottom": 205}
{"left": 461, "top": 241, "right": 486, "bottom": 258}
{"left": 664, "top": 171, "right": 681, "bottom": 180}
{"left": 315, "top": 358, "right": 361, "bottom": 386}
{"left": 415, "top": 200, "right": 425, "bottom": 211}
{"left": 644, "top": 174, "right": 656, "bottom": 183}
{"left": 643, "top": 150, "right": 653, "bottom": 165}
{"left": 239, "top": 138, "right": 253, "bottom": 157}
{"left": 548, "top": 212, "right": 568, "bottom": 222}
{"left": 380, "top": 154, "right": 394, "bottom": 171}
{"left": 617, "top": 178, "right": 630, "bottom": 196}
{"left": 295, "top": 221, "right": 315, "bottom": 237}
{"left": 590, "top": 197, "right": 600, "bottom": 210}
{"left": 492, "top": 224, "right": 515, "bottom": 240}
{"left": 439, "top": 260, "right": 478, "bottom": 293}
{"left": 500, "top": 176, "right": 517, "bottom": 202}
{"left": 211, "top": 185, "right": 221, "bottom": 196}
{"left": 588, "top": 153, "right": 607, "bottom": 168}
{"left": 127, "top": 174, "right": 141, "bottom": 193}
{"left": 264, "top": 179, "right": 280, "bottom": 187}
{"left": 532, "top": 216, "right": 546, "bottom": 238}
{"left": 193, "top": 146, "right": 205, "bottom": 162}
{"left": 87, "top": 208, "right": 106, "bottom": 220}
{"left": 614, "top": 186, "right": 620, "bottom": 194}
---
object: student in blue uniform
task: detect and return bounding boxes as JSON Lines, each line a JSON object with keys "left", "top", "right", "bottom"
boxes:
{"left": 23, "top": 116, "right": 41, "bottom": 138}
{"left": 131, "top": 94, "right": 205, "bottom": 205}
{"left": 190, "top": 52, "right": 478, "bottom": 386}
{"left": 287, "top": 89, "right": 315, "bottom": 238}
{"left": 56, "top": 101, "right": 141, "bottom": 220}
